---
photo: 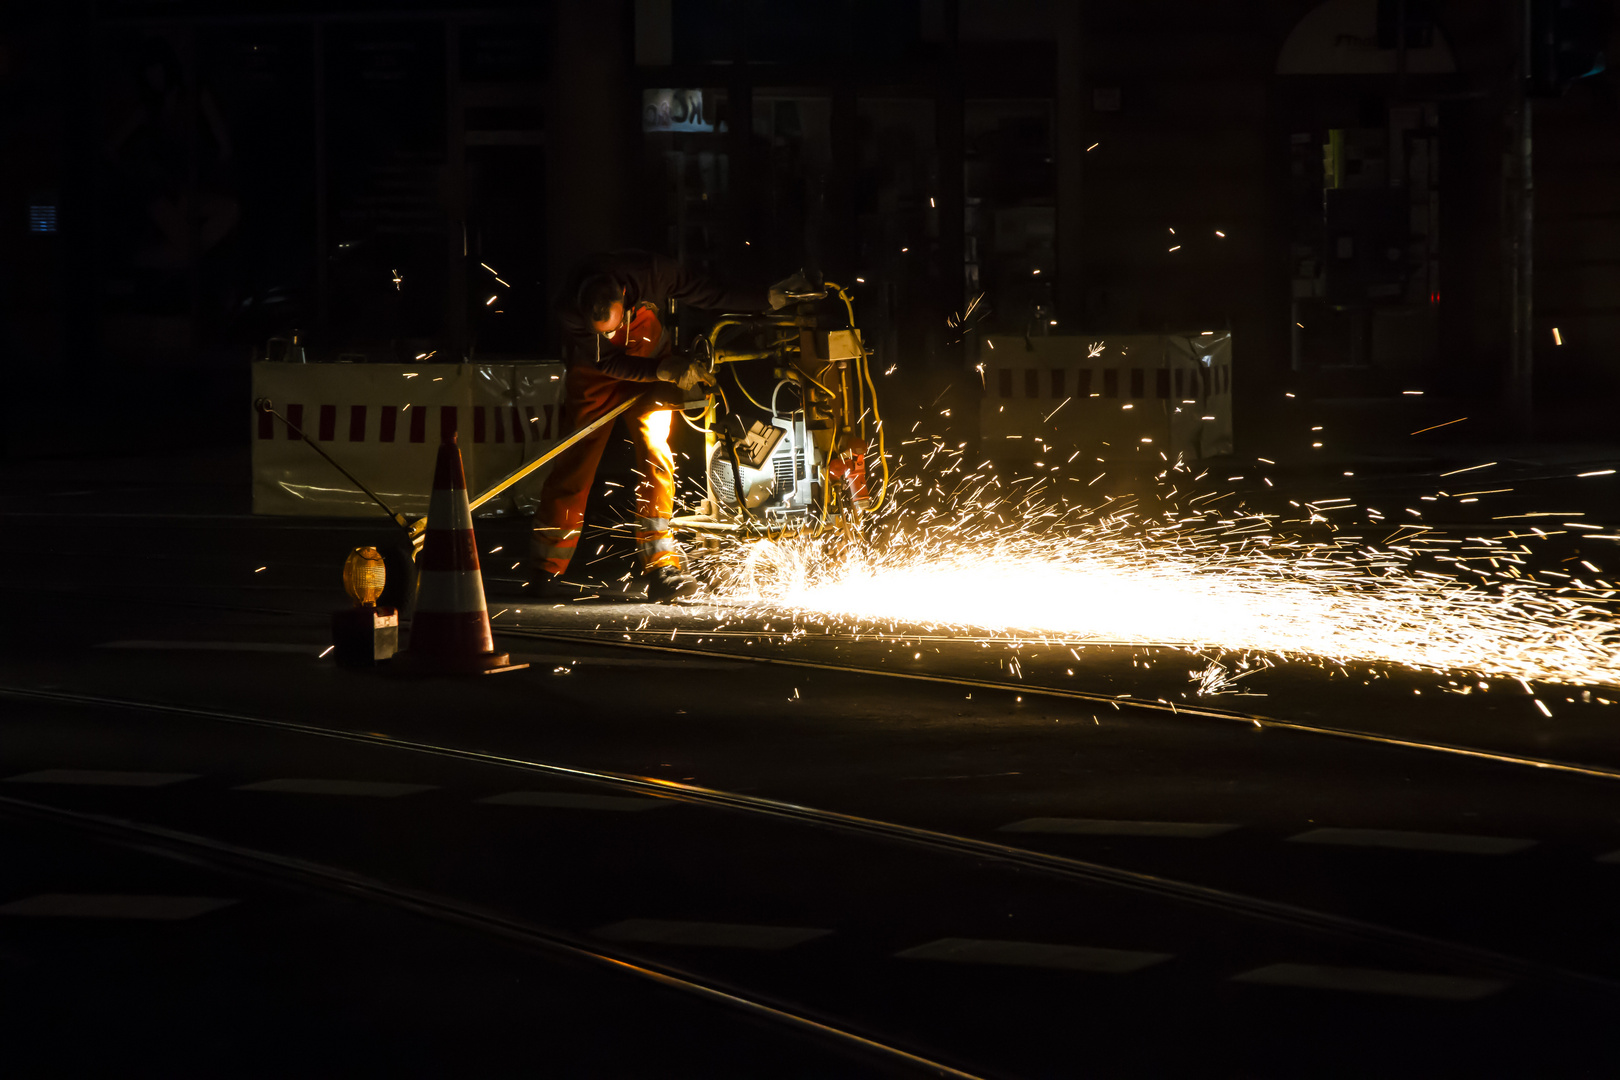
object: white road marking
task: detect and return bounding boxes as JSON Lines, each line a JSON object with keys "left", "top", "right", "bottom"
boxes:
{"left": 97, "top": 640, "right": 319, "bottom": 654}
{"left": 4, "top": 769, "right": 198, "bottom": 787}
{"left": 999, "top": 817, "right": 1237, "bottom": 838}
{"left": 235, "top": 779, "right": 435, "bottom": 798}
{"left": 1233, "top": 962, "right": 1506, "bottom": 1000}
{"left": 0, "top": 894, "right": 238, "bottom": 920}
{"left": 1288, "top": 827, "right": 1534, "bottom": 855}
{"left": 895, "top": 937, "right": 1172, "bottom": 974}
{"left": 479, "top": 791, "right": 665, "bottom": 811}
{"left": 593, "top": 918, "right": 831, "bottom": 950}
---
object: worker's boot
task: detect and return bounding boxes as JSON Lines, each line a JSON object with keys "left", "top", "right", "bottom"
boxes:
{"left": 644, "top": 565, "right": 699, "bottom": 603}
{"left": 521, "top": 570, "right": 565, "bottom": 599}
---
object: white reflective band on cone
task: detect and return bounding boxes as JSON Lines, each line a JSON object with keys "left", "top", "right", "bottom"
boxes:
{"left": 415, "top": 568, "right": 491, "bottom": 613}
{"left": 426, "top": 485, "right": 476, "bottom": 532}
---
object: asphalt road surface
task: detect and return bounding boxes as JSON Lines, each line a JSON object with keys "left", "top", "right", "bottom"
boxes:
{"left": 3, "top": 449, "right": 1619, "bottom": 1078}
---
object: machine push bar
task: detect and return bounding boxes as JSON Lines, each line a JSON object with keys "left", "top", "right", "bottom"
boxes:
{"left": 406, "top": 391, "right": 651, "bottom": 547}
{"left": 254, "top": 392, "right": 654, "bottom": 553}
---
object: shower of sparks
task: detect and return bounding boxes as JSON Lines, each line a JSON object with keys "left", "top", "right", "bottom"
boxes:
{"left": 693, "top": 443, "right": 1620, "bottom": 690}
{"left": 1192, "top": 657, "right": 1270, "bottom": 696}
{"left": 946, "top": 293, "right": 988, "bottom": 344}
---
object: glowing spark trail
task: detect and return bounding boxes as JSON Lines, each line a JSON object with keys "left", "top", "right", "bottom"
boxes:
{"left": 701, "top": 461, "right": 1620, "bottom": 689}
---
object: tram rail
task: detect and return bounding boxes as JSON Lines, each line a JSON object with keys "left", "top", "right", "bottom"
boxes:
{"left": 1, "top": 683, "right": 1614, "bottom": 997}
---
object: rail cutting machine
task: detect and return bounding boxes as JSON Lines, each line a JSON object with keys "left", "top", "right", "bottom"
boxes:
{"left": 676, "top": 274, "right": 888, "bottom": 538}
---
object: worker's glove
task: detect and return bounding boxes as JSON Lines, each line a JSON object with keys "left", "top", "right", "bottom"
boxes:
{"left": 767, "top": 270, "right": 826, "bottom": 310}
{"left": 656, "top": 355, "right": 715, "bottom": 391}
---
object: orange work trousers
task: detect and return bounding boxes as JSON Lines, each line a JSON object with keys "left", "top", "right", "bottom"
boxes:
{"left": 530, "top": 306, "right": 682, "bottom": 576}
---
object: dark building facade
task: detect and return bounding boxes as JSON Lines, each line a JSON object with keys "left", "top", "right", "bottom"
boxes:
{"left": 2, "top": 0, "right": 1617, "bottom": 456}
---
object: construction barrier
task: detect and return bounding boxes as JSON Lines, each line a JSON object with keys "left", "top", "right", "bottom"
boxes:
{"left": 251, "top": 361, "right": 567, "bottom": 518}
{"left": 977, "top": 332, "right": 1234, "bottom": 462}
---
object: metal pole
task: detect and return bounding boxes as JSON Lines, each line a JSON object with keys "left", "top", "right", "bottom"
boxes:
{"left": 1396, "top": 0, "right": 1409, "bottom": 99}
{"left": 313, "top": 21, "right": 328, "bottom": 337}
{"left": 1055, "top": 0, "right": 1085, "bottom": 326}
{"left": 183, "top": 27, "right": 201, "bottom": 362}
{"left": 445, "top": 18, "right": 468, "bottom": 361}
{"left": 936, "top": 0, "right": 965, "bottom": 370}
{"left": 1505, "top": 0, "right": 1534, "bottom": 437}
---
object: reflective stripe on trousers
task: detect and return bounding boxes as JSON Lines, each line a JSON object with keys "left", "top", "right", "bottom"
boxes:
{"left": 635, "top": 516, "right": 682, "bottom": 571}
{"left": 528, "top": 526, "right": 581, "bottom": 565}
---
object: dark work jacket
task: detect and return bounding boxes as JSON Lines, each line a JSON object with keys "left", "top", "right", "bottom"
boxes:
{"left": 555, "top": 250, "right": 769, "bottom": 382}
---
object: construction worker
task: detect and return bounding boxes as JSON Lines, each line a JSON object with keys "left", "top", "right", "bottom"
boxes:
{"left": 527, "top": 250, "right": 779, "bottom": 601}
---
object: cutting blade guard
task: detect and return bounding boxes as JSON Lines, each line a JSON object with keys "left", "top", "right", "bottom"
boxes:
{"left": 723, "top": 414, "right": 787, "bottom": 469}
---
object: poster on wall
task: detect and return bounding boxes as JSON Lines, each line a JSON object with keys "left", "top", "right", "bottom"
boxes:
{"left": 642, "top": 89, "right": 712, "bottom": 132}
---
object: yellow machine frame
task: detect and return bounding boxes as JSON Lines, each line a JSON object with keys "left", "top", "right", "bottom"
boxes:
{"left": 674, "top": 281, "right": 888, "bottom": 539}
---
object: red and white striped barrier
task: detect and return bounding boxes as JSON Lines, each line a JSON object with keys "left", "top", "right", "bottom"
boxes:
{"left": 977, "top": 332, "right": 1234, "bottom": 462}
{"left": 251, "top": 362, "right": 567, "bottom": 517}
{"left": 399, "top": 432, "right": 522, "bottom": 675}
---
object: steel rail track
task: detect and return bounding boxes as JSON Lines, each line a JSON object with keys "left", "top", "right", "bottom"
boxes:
{"left": 496, "top": 626, "right": 1620, "bottom": 784}
{"left": 0, "top": 792, "right": 988, "bottom": 1080}
{"left": 1, "top": 684, "right": 1614, "bottom": 996}
{"left": 6, "top": 578, "right": 1618, "bottom": 782}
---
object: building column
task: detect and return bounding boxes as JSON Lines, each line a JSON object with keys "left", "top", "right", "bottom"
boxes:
{"left": 935, "top": 0, "right": 965, "bottom": 370}
{"left": 546, "top": 0, "right": 633, "bottom": 348}
{"left": 1055, "top": 0, "right": 1085, "bottom": 327}
{"left": 444, "top": 18, "right": 467, "bottom": 360}
{"left": 1503, "top": 0, "right": 1534, "bottom": 436}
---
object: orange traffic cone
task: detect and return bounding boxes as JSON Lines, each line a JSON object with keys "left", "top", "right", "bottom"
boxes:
{"left": 399, "top": 432, "right": 526, "bottom": 675}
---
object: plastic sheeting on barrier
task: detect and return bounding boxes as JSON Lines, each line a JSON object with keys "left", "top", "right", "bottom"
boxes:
{"left": 251, "top": 361, "right": 568, "bottom": 518}
{"left": 977, "top": 332, "right": 1233, "bottom": 462}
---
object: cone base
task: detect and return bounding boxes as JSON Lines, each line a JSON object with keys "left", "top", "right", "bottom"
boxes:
{"left": 392, "top": 650, "right": 527, "bottom": 676}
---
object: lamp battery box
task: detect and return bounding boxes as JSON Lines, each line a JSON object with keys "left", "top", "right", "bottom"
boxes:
{"left": 331, "top": 605, "right": 399, "bottom": 668}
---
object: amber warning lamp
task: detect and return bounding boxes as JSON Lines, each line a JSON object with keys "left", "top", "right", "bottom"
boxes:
{"left": 343, "top": 546, "right": 388, "bottom": 605}
{"left": 330, "top": 545, "right": 399, "bottom": 667}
